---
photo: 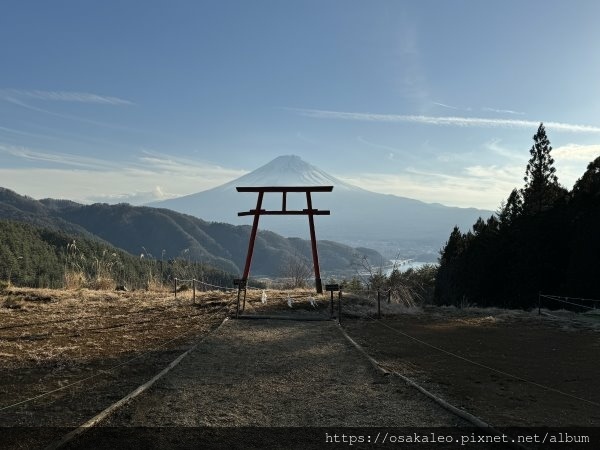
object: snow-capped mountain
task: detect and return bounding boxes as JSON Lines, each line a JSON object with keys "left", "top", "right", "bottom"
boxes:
{"left": 211, "top": 155, "right": 360, "bottom": 192}
{"left": 148, "top": 155, "right": 491, "bottom": 259}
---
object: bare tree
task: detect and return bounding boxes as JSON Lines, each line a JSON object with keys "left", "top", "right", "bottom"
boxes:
{"left": 280, "top": 253, "right": 312, "bottom": 289}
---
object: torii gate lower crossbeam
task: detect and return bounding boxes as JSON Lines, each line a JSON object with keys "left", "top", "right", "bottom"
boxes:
{"left": 237, "top": 186, "right": 333, "bottom": 293}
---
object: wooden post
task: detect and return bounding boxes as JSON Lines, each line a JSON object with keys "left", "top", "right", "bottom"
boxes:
{"left": 538, "top": 291, "right": 541, "bottom": 316}
{"left": 388, "top": 288, "right": 392, "bottom": 304}
{"left": 326, "top": 284, "right": 339, "bottom": 320}
{"left": 174, "top": 278, "right": 177, "bottom": 299}
{"left": 377, "top": 288, "right": 381, "bottom": 319}
{"left": 330, "top": 290, "right": 334, "bottom": 318}
{"left": 234, "top": 278, "right": 246, "bottom": 318}
{"left": 192, "top": 279, "right": 196, "bottom": 304}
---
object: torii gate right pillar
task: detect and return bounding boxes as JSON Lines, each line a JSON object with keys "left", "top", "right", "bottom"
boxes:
{"left": 306, "top": 191, "right": 323, "bottom": 293}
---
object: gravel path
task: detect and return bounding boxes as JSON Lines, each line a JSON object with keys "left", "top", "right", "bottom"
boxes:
{"left": 101, "top": 318, "right": 465, "bottom": 428}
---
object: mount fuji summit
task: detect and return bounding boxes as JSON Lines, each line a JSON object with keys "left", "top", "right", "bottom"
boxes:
{"left": 149, "top": 155, "right": 490, "bottom": 259}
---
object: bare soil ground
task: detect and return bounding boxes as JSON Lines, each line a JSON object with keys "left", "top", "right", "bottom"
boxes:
{"left": 342, "top": 305, "right": 600, "bottom": 428}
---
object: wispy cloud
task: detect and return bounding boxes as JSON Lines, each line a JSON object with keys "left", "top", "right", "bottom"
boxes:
{"left": 0, "top": 89, "right": 132, "bottom": 105}
{"left": 485, "top": 139, "right": 525, "bottom": 161}
{"left": 482, "top": 106, "right": 525, "bottom": 116}
{"left": 0, "top": 144, "right": 247, "bottom": 205}
{"left": 357, "top": 137, "right": 398, "bottom": 153}
{"left": 338, "top": 170, "right": 511, "bottom": 210}
{"left": 392, "top": 23, "right": 430, "bottom": 106}
{"left": 337, "top": 145, "right": 596, "bottom": 209}
{"left": 463, "top": 164, "right": 524, "bottom": 181}
{"left": 291, "top": 108, "right": 600, "bottom": 134}
{"left": 136, "top": 150, "right": 247, "bottom": 180}
{"left": 295, "top": 132, "right": 319, "bottom": 146}
{"left": 432, "top": 102, "right": 460, "bottom": 110}
{"left": 0, "top": 143, "right": 118, "bottom": 169}
{"left": 86, "top": 186, "right": 171, "bottom": 204}
{"left": 0, "top": 125, "right": 58, "bottom": 141}
{"left": 336, "top": 161, "right": 525, "bottom": 209}
{"left": 3, "top": 97, "right": 138, "bottom": 131}
{"left": 553, "top": 143, "right": 600, "bottom": 162}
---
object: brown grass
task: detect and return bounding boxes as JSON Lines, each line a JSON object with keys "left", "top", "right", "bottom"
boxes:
{"left": 0, "top": 285, "right": 238, "bottom": 431}
{"left": 0, "top": 286, "right": 234, "bottom": 369}
{"left": 63, "top": 270, "right": 87, "bottom": 290}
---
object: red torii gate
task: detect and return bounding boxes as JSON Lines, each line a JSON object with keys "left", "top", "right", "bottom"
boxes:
{"left": 237, "top": 186, "right": 333, "bottom": 293}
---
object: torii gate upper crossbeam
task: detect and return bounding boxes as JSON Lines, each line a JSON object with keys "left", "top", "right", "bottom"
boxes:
{"left": 236, "top": 186, "right": 333, "bottom": 293}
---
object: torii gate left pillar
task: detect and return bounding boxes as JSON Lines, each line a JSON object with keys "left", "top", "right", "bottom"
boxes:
{"left": 237, "top": 186, "right": 333, "bottom": 294}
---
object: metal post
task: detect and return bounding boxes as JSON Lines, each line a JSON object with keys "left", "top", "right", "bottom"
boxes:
{"left": 306, "top": 192, "right": 323, "bottom": 294}
{"left": 242, "top": 287, "right": 247, "bottom": 313}
{"left": 377, "top": 289, "right": 381, "bottom": 319}
{"left": 538, "top": 291, "right": 541, "bottom": 316}
{"left": 192, "top": 279, "right": 196, "bottom": 304}
{"left": 174, "top": 278, "right": 177, "bottom": 299}
{"left": 388, "top": 288, "right": 391, "bottom": 304}
{"left": 338, "top": 289, "right": 342, "bottom": 324}
{"left": 236, "top": 286, "right": 242, "bottom": 319}
{"left": 241, "top": 192, "right": 264, "bottom": 282}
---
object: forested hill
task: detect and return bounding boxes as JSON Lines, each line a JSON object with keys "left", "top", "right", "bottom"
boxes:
{"left": 0, "top": 190, "right": 93, "bottom": 238}
{"left": 0, "top": 219, "right": 234, "bottom": 289}
{"left": 435, "top": 124, "right": 600, "bottom": 309}
{"left": 0, "top": 187, "right": 384, "bottom": 279}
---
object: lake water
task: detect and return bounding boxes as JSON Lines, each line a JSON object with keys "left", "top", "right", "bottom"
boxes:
{"left": 385, "top": 260, "right": 437, "bottom": 275}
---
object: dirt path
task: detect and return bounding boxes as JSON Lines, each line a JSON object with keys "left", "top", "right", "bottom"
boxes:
{"left": 96, "top": 318, "right": 466, "bottom": 428}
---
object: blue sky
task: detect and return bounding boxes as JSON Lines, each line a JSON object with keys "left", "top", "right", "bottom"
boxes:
{"left": 1, "top": 0, "right": 599, "bottom": 209}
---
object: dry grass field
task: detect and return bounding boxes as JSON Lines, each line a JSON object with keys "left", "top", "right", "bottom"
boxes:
{"left": 1, "top": 286, "right": 599, "bottom": 447}
{"left": 0, "top": 286, "right": 236, "bottom": 428}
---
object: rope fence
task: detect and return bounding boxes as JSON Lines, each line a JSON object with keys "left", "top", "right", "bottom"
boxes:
{"left": 538, "top": 293, "right": 600, "bottom": 315}
{"left": 220, "top": 285, "right": 600, "bottom": 408}
{"left": 172, "top": 278, "right": 265, "bottom": 301}
{"left": 320, "top": 288, "right": 600, "bottom": 409}
{"left": 228, "top": 286, "right": 410, "bottom": 323}
{"left": 0, "top": 300, "right": 234, "bottom": 413}
{"left": 330, "top": 289, "right": 600, "bottom": 407}
{"left": 357, "top": 311, "right": 600, "bottom": 408}
{"left": 7, "top": 283, "right": 599, "bottom": 418}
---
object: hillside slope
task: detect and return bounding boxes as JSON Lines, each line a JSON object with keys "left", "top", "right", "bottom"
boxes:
{"left": 0, "top": 187, "right": 383, "bottom": 277}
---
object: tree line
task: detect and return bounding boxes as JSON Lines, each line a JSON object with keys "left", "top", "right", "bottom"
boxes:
{"left": 435, "top": 123, "right": 600, "bottom": 309}
{"left": 0, "top": 219, "right": 237, "bottom": 290}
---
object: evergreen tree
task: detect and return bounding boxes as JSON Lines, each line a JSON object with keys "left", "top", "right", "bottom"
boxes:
{"left": 566, "top": 156, "right": 600, "bottom": 298}
{"left": 439, "top": 226, "right": 464, "bottom": 263}
{"left": 572, "top": 156, "right": 600, "bottom": 200}
{"left": 521, "top": 123, "right": 562, "bottom": 214}
{"left": 435, "top": 226, "right": 468, "bottom": 306}
{"left": 435, "top": 125, "right": 600, "bottom": 308}
{"left": 485, "top": 215, "right": 500, "bottom": 232}
{"left": 498, "top": 188, "right": 523, "bottom": 227}
{"left": 472, "top": 217, "right": 486, "bottom": 236}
